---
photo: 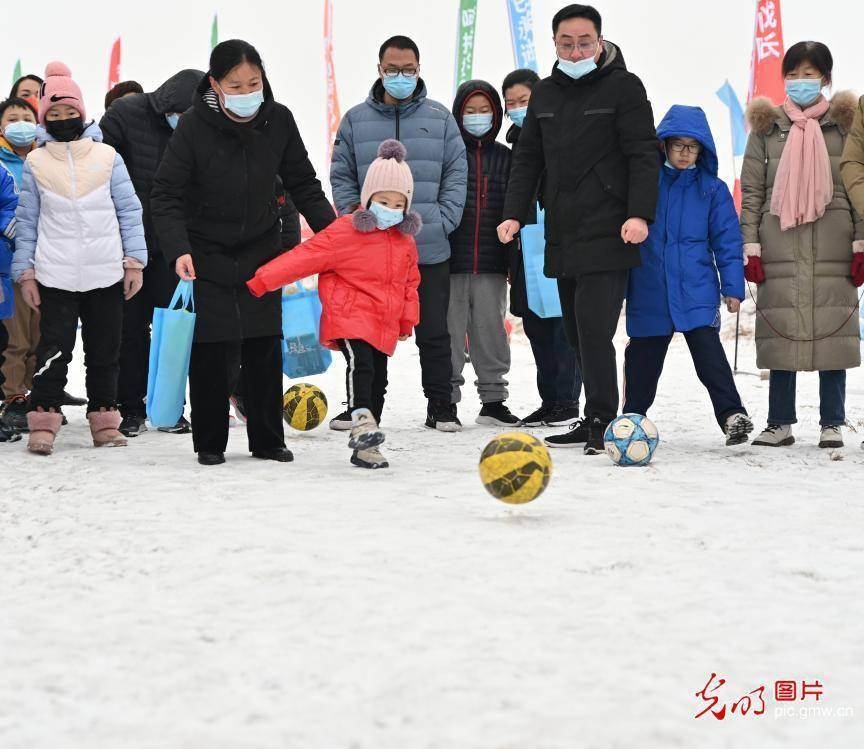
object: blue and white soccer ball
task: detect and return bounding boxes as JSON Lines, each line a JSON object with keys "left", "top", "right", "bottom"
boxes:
{"left": 604, "top": 414, "right": 659, "bottom": 467}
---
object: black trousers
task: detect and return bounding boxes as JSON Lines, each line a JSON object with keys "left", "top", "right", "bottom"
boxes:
{"left": 521, "top": 308, "right": 582, "bottom": 408}
{"left": 623, "top": 326, "right": 746, "bottom": 430}
{"left": 0, "top": 320, "right": 7, "bottom": 394}
{"left": 188, "top": 335, "right": 284, "bottom": 454}
{"left": 414, "top": 261, "right": 452, "bottom": 402}
{"left": 117, "top": 256, "right": 179, "bottom": 417}
{"left": 557, "top": 270, "right": 628, "bottom": 423}
{"left": 30, "top": 282, "right": 124, "bottom": 413}
{"left": 338, "top": 338, "right": 388, "bottom": 423}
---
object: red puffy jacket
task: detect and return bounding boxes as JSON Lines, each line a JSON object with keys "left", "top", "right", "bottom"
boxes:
{"left": 248, "top": 211, "right": 421, "bottom": 356}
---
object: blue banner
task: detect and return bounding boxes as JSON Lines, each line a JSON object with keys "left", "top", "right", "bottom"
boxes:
{"left": 716, "top": 80, "right": 747, "bottom": 157}
{"left": 507, "top": 0, "right": 538, "bottom": 72}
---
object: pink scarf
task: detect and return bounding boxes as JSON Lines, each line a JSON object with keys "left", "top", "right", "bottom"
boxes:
{"left": 770, "top": 95, "right": 833, "bottom": 231}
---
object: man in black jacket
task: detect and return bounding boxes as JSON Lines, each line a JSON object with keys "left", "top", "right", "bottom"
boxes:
{"left": 100, "top": 69, "right": 203, "bottom": 436}
{"left": 499, "top": 3, "right": 659, "bottom": 454}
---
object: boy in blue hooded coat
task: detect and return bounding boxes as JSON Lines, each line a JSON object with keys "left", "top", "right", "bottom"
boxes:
{"left": 623, "top": 105, "right": 752, "bottom": 445}
{"left": 0, "top": 167, "right": 21, "bottom": 441}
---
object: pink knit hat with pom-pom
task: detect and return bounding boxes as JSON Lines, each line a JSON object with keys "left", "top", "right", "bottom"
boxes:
{"left": 360, "top": 139, "right": 414, "bottom": 209}
{"left": 39, "top": 61, "right": 86, "bottom": 124}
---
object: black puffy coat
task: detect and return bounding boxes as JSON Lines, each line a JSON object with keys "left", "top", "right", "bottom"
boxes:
{"left": 503, "top": 41, "right": 660, "bottom": 277}
{"left": 448, "top": 80, "right": 511, "bottom": 275}
{"left": 150, "top": 74, "right": 336, "bottom": 343}
{"left": 100, "top": 70, "right": 203, "bottom": 258}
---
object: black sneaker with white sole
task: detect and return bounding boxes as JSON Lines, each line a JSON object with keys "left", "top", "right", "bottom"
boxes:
{"left": 543, "top": 403, "right": 581, "bottom": 427}
{"left": 158, "top": 416, "right": 191, "bottom": 434}
{"left": 329, "top": 409, "right": 353, "bottom": 431}
{"left": 520, "top": 404, "right": 551, "bottom": 428}
{"left": 544, "top": 418, "right": 589, "bottom": 448}
{"left": 476, "top": 401, "right": 521, "bottom": 426}
{"left": 425, "top": 399, "right": 462, "bottom": 432}
{"left": 723, "top": 412, "right": 754, "bottom": 446}
{"left": 583, "top": 418, "right": 609, "bottom": 455}
{"left": 119, "top": 413, "right": 148, "bottom": 438}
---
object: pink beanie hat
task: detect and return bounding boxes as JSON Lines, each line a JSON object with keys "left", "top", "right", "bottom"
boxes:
{"left": 39, "top": 61, "right": 86, "bottom": 125}
{"left": 360, "top": 140, "right": 414, "bottom": 209}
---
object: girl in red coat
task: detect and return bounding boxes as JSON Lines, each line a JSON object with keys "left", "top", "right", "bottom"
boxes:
{"left": 248, "top": 140, "right": 421, "bottom": 469}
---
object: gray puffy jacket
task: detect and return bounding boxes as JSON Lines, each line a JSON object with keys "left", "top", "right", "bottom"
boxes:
{"left": 330, "top": 79, "right": 467, "bottom": 265}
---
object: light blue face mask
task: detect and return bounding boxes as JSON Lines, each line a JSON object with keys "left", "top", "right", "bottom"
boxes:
{"left": 382, "top": 74, "right": 418, "bottom": 101}
{"left": 785, "top": 78, "right": 823, "bottom": 107}
{"left": 664, "top": 159, "right": 698, "bottom": 171}
{"left": 507, "top": 106, "right": 527, "bottom": 128}
{"left": 557, "top": 55, "right": 598, "bottom": 80}
{"left": 463, "top": 113, "right": 493, "bottom": 137}
{"left": 219, "top": 85, "right": 265, "bottom": 118}
{"left": 165, "top": 113, "right": 180, "bottom": 130}
{"left": 3, "top": 120, "right": 37, "bottom": 147}
{"left": 369, "top": 201, "right": 404, "bottom": 230}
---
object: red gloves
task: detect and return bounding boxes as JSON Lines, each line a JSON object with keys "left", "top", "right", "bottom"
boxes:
{"left": 851, "top": 253, "right": 864, "bottom": 287}
{"left": 744, "top": 256, "right": 766, "bottom": 285}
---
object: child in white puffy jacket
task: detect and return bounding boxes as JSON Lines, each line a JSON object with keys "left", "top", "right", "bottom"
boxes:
{"left": 11, "top": 62, "right": 147, "bottom": 455}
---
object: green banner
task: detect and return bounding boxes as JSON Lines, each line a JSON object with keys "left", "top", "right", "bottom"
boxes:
{"left": 454, "top": 0, "right": 478, "bottom": 93}
{"left": 211, "top": 14, "right": 219, "bottom": 50}
{"left": 12, "top": 59, "right": 21, "bottom": 85}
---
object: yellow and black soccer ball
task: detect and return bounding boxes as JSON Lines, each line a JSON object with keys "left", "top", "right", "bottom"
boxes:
{"left": 479, "top": 432, "right": 552, "bottom": 504}
{"left": 282, "top": 383, "right": 328, "bottom": 431}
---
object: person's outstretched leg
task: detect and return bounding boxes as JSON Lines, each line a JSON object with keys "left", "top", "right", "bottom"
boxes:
{"left": 622, "top": 334, "right": 672, "bottom": 417}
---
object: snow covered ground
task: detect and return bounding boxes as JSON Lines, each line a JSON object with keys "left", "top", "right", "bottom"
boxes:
{"left": 2, "top": 314, "right": 863, "bottom": 749}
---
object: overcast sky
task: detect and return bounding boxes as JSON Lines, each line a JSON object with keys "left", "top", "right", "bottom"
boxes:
{"left": 2, "top": 0, "right": 862, "bottom": 191}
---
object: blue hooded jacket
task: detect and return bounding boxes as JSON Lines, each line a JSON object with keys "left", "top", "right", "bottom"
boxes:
{"left": 0, "top": 167, "right": 17, "bottom": 319}
{"left": 626, "top": 105, "right": 744, "bottom": 337}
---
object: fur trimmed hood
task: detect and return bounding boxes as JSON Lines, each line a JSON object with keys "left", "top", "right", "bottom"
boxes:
{"left": 746, "top": 91, "right": 858, "bottom": 135}
{"left": 351, "top": 208, "right": 423, "bottom": 237}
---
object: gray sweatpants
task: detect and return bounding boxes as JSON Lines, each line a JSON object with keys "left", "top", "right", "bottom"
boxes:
{"left": 448, "top": 273, "right": 510, "bottom": 404}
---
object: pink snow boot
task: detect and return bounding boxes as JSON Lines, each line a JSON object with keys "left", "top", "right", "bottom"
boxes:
{"left": 88, "top": 408, "right": 127, "bottom": 448}
{"left": 27, "top": 409, "right": 63, "bottom": 455}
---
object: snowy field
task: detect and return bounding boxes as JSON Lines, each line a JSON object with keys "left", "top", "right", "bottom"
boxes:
{"left": 2, "top": 312, "right": 863, "bottom": 749}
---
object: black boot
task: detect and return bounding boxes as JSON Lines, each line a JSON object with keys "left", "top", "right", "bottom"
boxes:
{"left": 61, "top": 390, "right": 87, "bottom": 407}
{"left": 252, "top": 447, "right": 294, "bottom": 462}
{"left": 425, "top": 399, "right": 462, "bottom": 432}
{"left": 584, "top": 417, "right": 609, "bottom": 455}
{"left": 197, "top": 451, "right": 226, "bottom": 466}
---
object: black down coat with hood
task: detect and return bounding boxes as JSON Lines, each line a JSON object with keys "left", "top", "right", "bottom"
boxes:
{"left": 100, "top": 70, "right": 203, "bottom": 258}
{"left": 150, "top": 73, "right": 336, "bottom": 343}
{"left": 448, "top": 80, "right": 511, "bottom": 275}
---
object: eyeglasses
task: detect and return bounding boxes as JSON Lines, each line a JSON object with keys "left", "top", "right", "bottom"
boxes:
{"left": 381, "top": 66, "right": 419, "bottom": 78}
{"left": 554, "top": 39, "right": 598, "bottom": 57}
{"left": 668, "top": 141, "right": 702, "bottom": 155}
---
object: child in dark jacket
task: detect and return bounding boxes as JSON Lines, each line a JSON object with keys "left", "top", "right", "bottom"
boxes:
{"left": 248, "top": 140, "right": 421, "bottom": 469}
{"left": 624, "top": 105, "right": 752, "bottom": 445}
{"left": 448, "top": 79, "right": 519, "bottom": 427}
{"left": 0, "top": 168, "right": 20, "bottom": 442}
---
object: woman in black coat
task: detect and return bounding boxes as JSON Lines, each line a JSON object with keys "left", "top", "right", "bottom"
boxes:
{"left": 151, "top": 40, "right": 336, "bottom": 466}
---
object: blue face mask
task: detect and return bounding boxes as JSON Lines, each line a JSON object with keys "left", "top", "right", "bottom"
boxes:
{"left": 664, "top": 159, "right": 698, "bottom": 171}
{"left": 3, "top": 120, "right": 37, "bottom": 147}
{"left": 785, "top": 78, "right": 823, "bottom": 107}
{"left": 369, "top": 201, "right": 404, "bottom": 230}
{"left": 463, "top": 113, "right": 493, "bottom": 137}
{"left": 507, "top": 106, "right": 527, "bottom": 128}
{"left": 165, "top": 113, "right": 180, "bottom": 130}
{"left": 382, "top": 74, "right": 418, "bottom": 101}
{"left": 218, "top": 85, "right": 265, "bottom": 118}
{"left": 557, "top": 56, "right": 598, "bottom": 80}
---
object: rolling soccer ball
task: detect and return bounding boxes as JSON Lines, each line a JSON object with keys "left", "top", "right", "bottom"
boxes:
{"left": 282, "top": 383, "right": 328, "bottom": 431}
{"left": 479, "top": 432, "right": 552, "bottom": 504}
{"left": 604, "top": 414, "right": 659, "bottom": 467}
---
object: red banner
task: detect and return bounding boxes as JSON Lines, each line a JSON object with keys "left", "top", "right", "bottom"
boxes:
{"left": 324, "top": 0, "right": 341, "bottom": 167}
{"left": 748, "top": 0, "right": 785, "bottom": 104}
{"left": 108, "top": 37, "right": 122, "bottom": 92}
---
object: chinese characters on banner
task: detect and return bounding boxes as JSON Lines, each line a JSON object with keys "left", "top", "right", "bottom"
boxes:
{"left": 507, "top": 0, "right": 538, "bottom": 72}
{"left": 324, "top": 0, "right": 342, "bottom": 167}
{"left": 107, "top": 38, "right": 121, "bottom": 92}
{"left": 454, "top": 0, "right": 479, "bottom": 94}
{"left": 748, "top": 0, "right": 785, "bottom": 104}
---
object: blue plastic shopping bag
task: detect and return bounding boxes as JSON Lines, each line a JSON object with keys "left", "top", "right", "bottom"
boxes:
{"left": 521, "top": 208, "right": 562, "bottom": 318}
{"left": 146, "top": 280, "right": 196, "bottom": 427}
{"left": 281, "top": 281, "right": 332, "bottom": 378}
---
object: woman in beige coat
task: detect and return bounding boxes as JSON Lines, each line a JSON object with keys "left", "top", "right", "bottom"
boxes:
{"left": 740, "top": 41, "right": 862, "bottom": 449}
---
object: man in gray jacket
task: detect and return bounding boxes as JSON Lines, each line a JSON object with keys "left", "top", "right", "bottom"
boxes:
{"left": 330, "top": 35, "right": 468, "bottom": 431}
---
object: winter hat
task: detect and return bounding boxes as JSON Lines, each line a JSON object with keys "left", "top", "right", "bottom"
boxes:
{"left": 360, "top": 139, "right": 414, "bottom": 210}
{"left": 39, "top": 62, "right": 86, "bottom": 125}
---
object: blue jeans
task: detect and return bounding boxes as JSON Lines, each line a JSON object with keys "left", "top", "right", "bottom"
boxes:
{"left": 767, "top": 370, "right": 846, "bottom": 427}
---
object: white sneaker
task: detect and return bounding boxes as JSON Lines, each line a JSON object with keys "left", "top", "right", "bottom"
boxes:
{"left": 724, "top": 413, "right": 754, "bottom": 446}
{"left": 818, "top": 425, "right": 843, "bottom": 449}
{"left": 351, "top": 445, "right": 389, "bottom": 469}
{"left": 752, "top": 424, "right": 795, "bottom": 447}
{"left": 348, "top": 408, "right": 385, "bottom": 450}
